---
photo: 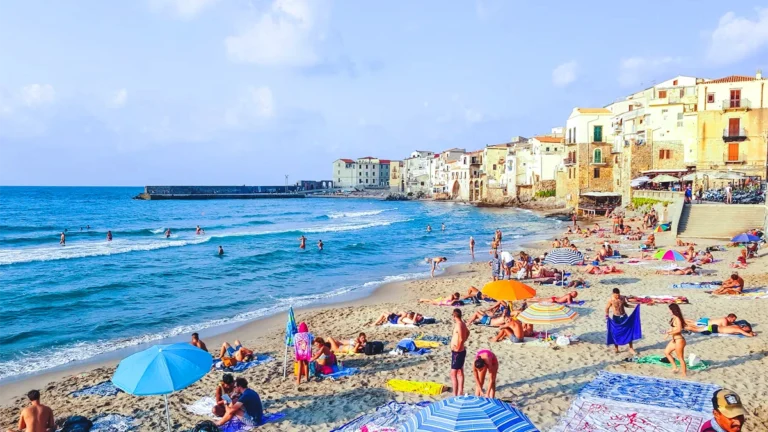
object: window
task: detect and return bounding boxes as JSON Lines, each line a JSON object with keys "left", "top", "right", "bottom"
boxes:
{"left": 573, "top": 127, "right": 576, "bottom": 142}
{"left": 673, "top": 79, "right": 678, "bottom": 86}
{"left": 728, "top": 143, "right": 740, "bottom": 161}
{"left": 593, "top": 148, "right": 602, "bottom": 163}
{"left": 493, "top": 164, "right": 497, "bottom": 170}
{"left": 567, "top": 128, "right": 571, "bottom": 143}
{"left": 728, "top": 118, "right": 740, "bottom": 137}
{"left": 707, "top": 93, "right": 715, "bottom": 103}
{"left": 730, "top": 89, "right": 741, "bottom": 108}
{"left": 546, "top": 147, "right": 550, "bottom": 152}
{"left": 359, "top": 179, "right": 362, "bottom": 183}
{"left": 658, "top": 90, "right": 667, "bottom": 99}
{"left": 628, "top": 104, "right": 633, "bottom": 112}
{"left": 593, "top": 168, "right": 600, "bottom": 178}
{"left": 365, "top": 179, "right": 369, "bottom": 183}
{"left": 679, "top": 89, "right": 684, "bottom": 97}
{"left": 593, "top": 125, "right": 603, "bottom": 142}
{"left": 658, "top": 149, "right": 672, "bottom": 159}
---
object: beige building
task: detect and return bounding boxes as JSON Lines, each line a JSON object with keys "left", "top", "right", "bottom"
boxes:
{"left": 389, "top": 160, "right": 404, "bottom": 192}
{"left": 332, "top": 156, "right": 391, "bottom": 189}
{"left": 448, "top": 154, "right": 471, "bottom": 201}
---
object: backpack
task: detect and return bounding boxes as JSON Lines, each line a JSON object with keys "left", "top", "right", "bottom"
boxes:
{"left": 193, "top": 420, "right": 219, "bottom": 432}
{"left": 60, "top": 416, "right": 93, "bottom": 432}
{"left": 364, "top": 341, "right": 384, "bottom": 355}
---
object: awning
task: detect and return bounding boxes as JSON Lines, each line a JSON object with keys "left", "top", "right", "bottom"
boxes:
{"left": 650, "top": 174, "right": 680, "bottom": 183}
{"left": 641, "top": 169, "right": 689, "bottom": 174}
{"left": 712, "top": 171, "right": 746, "bottom": 180}
{"left": 681, "top": 172, "right": 706, "bottom": 181}
{"left": 630, "top": 176, "right": 650, "bottom": 187}
{"left": 580, "top": 192, "right": 622, "bottom": 197}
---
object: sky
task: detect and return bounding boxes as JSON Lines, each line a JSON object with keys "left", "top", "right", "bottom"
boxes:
{"left": 1, "top": 0, "right": 768, "bottom": 186}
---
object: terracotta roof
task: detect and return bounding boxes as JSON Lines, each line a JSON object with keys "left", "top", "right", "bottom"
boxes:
{"left": 575, "top": 108, "right": 612, "bottom": 114}
{"left": 339, "top": 158, "right": 354, "bottom": 163}
{"left": 379, "top": 159, "right": 390, "bottom": 164}
{"left": 533, "top": 135, "right": 564, "bottom": 143}
{"left": 704, "top": 75, "right": 758, "bottom": 84}
{"left": 434, "top": 154, "right": 440, "bottom": 158}
{"left": 359, "top": 156, "right": 376, "bottom": 159}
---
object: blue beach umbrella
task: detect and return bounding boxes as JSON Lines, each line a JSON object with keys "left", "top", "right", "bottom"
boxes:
{"left": 731, "top": 232, "right": 760, "bottom": 243}
{"left": 403, "top": 396, "right": 539, "bottom": 432}
{"left": 112, "top": 343, "right": 212, "bottom": 431}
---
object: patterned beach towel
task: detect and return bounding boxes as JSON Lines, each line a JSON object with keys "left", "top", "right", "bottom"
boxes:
{"left": 330, "top": 401, "right": 431, "bottom": 432}
{"left": 70, "top": 381, "right": 121, "bottom": 397}
{"left": 213, "top": 355, "right": 273, "bottom": 372}
{"left": 90, "top": 414, "right": 137, "bottom": 432}
{"left": 294, "top": 332, "right": 313, "bottom": 361}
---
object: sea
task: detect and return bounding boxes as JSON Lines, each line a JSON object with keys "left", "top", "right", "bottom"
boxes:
{"left": 0, "top": 187, "right": 560, "bottom": 381}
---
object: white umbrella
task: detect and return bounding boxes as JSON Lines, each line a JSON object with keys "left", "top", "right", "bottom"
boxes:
{"left": 630, "top": 176, "right": 650, "bottom": 188}
{"left": 650, "top": 174, "right": 679, "bottom": 183}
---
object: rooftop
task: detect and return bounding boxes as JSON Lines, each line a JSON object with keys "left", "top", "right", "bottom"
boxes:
{"left": 704, "top": 75, "right": 759, "bottom": 84}
{"left": 575, "top": 108, "right": 612, "bottom": 115}
{"left": 339, "top": 158, "right": 354, "bottom": 163}
{"left": 533, "top": 135, "right": 564, "bottom": 144}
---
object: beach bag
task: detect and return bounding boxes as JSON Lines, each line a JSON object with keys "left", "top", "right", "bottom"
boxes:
{"left": 61, "top": 416, "right": 93, "bottom": 432}
{"left": 364, "top": 341, "right": 384, "bottom": 355}
{"left": 192, "top": 420, "right": 219, "bottom": 432}
{"left": 221, "top": 357, "right": 237, "bottom": 368}
{"left": 516, "top": 268, "right": 526, "bottom": 280}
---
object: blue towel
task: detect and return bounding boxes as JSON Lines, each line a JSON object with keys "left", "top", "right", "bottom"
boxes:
{"left": 395, "top": 338, "right": 431, "bottom": 355}
{"left": 213, "top": 355, "right": 273, "bottom": 372}
{"left": 672, "top": 282, "right": 722, "bottom": 289}
{"left": 322, "top": 367, "right": 359, "bottom": 379}
{"left": 70, "top": 381, "right": 121, "bottom": 397}
{"left": 606, "top": 305, "right": 642, "bottom": 346}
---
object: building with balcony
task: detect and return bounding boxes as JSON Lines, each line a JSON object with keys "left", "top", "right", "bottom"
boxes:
{"left": 448, "top": 155, "right": 471, "bottom": 201}
{"left": 694, "top": 71, "right": 768, "bottom": 180}
{"left": 430, "top": 148, "right": 466, "bottom": 196}
{"left": 403, "top": 150, "right": 434, "bottom": 195}
{"left": 389, "top": 160, "right": 404, "bottom": 192}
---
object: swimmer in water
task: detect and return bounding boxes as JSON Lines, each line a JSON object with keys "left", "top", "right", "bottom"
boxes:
{"left": 60, "top": 232, "right": 66, "bottom": 246}
{"left": 318, "top": 240, "right": 324, "bottom": 251}
{"left": 86, "top": 225, "right": 90, "bottom": 230}
{"left": 427, "top": 225, "right": 432, "bottom": 233}
{"left": 196, "top": 225, "right": 202, "bottom": 235}
{"left": 107, "top": 230, "right": 112, "bottom": 241}
{"left": 299, "top": 235, "right": 306, "bottom": 249}
{"left": 441, "top": 223, "right": 446, "bottom": 231}
{"left": 218, "top": 246, "right": 224, "bottom": 255}
{"left": 165, "top": 228, "right": 171, "bottom": 238}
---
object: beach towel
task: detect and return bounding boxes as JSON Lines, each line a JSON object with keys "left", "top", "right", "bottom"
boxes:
{"left": 387, "top": 379, "right": 445, "bottom": 396}
{"left": 717, "top": 290, "right": 768, "bottom": 299}
{"left": 185, "top": 396, "right": 285, "bottom": 425}
{"left": 293, "top": 332, "right": 313, "bottom": 361}
{"left": 413, "top": 340, "right": 440, "bottom": 348}
{"left": 409, "top": 334, "right": 449, "bottom": 345}
{"left": 633, "top": 354, "right": 709, "bottom": 371}
{"left": 90, "top": 414, "right": 137, "bottom": 432}
{"left": 382, "top": 322, "right": 417, "bottom": 328}
{"left": 628, "top": 295, "right": 688, "bottom": 305}
{"left": 213, "top": 355, "right": 273, "bottom": 372}
{"left": 70, "top": 381, "right": 121, "bottom": 397}
{"left": 392, "top": 338, "right": 431, "bottom": 355}
{"left": 217, "top": 413, "right": 285, "bottom": 432}
{"left": 321, "top": 366, "right": 359, "bottom": 380}
{"left": 606, "top": 306, "right": 642, "bottom": 346}
{"left": 330, "top": 401, "right": 431, "bottom": 432}
{"left": 672, "top": 282, "right": 722, "bottom": 289}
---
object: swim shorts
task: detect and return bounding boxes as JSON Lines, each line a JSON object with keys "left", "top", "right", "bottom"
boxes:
{"left": 509, "top": 334, "right": 524, "bottom": 343}
{"left": 451, "top": 350, "right": 466, "bottom": 370}
{"left": 387, "top": 314, "right": 399, "bottom": 325}
{"left": 709, "top": 324, "right": 719, "bottom": 334}
{"left": 226, "top": 344, "right": 242, "bottom": 357}
{"left": 612, "top": 315, "right": 627, "bottom": 324}
{"left": 479, "top": 315, "right": 491, "bottom": 326}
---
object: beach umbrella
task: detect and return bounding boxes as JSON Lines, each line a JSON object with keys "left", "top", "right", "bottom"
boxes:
{"left": 650, "top": 174, "right": 679, "bottom": 183}
{"left": 731, "top": 232, "right": 760, "bottom": 243}
{"left": 403, "top": 395, "right": 538, "bottom": 432}
{"left": 517, "top": 302, "right": 578, "bottom": 326}
{"left": 482, "top": 280, "right": 536, "bottom": 302}
{"left": 630, "top": 176, "right": 650, "bottom": 188}
{"left": 653, "top": 249, "right": 686, "bottom": 262}
{"left": 543, "top": 248, "right": 584, "bottom": 265}
{"left": 654, "top": 224, "right": 670, "bottom": 232}
{"left": 283, "top": 306, "right": 298, "bottom": 378}
{"left": 112, "top": 343, "right": 212, "bottom": 432}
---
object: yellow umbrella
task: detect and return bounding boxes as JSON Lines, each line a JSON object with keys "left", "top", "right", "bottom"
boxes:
{"left": 481, "top": 280, "right": 536, "bottom": 302}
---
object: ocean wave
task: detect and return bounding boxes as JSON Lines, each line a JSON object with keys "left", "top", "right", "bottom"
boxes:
{"left": 325, "top": 208, "right": 395, "bottom": 219}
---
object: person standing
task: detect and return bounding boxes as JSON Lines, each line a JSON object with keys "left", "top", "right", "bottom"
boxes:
{"left": 165, "top": 228, "right": 171, "bottom": 238}
{"left": 106, "top": 230, "right": 112, "bottom": 241}
{"left": 450, "top": 309, "right": 469, "bottom": 396}
{"left": 59, "top": 232, "right": 65, "bottom": 246}
{"left": 700, "top": 389, "right": 746, "bottom": 432}
{"left": 605, "top": 288, "right": 637, "bottom": 355}
{"left": 469, "top": 236, "right": 475, "bottom": 258}
{"left": 696, "top": 186, "right": 703, "bottom": 204}
{"left": 571, "top": 212, "right": 577, "bottom": 228}
{"left": 8, "top": 389, "right": 55, "bottom": 432}
{"left": 473, "top": 349, "right": 498, "bottom": 398}
{"left": 489, "top": 252, "right": 502, "bottom": 281}
{"left": 299, "top": 235, "right": 306, "bottom": 250}
{"left": 664, "top": 303, "right": 687, "bottom": 377}
{"left": 317, "top": 240, "right": 323, "bottom": 251}
{"left": 725, "top": 183, "right": 733, "bottom": 204}
{"left": 684, "top": 185, "right": 692, "bottom": 204}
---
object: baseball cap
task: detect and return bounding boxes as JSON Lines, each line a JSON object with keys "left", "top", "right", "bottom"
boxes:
{"left": 713, "top": 389, "right": 746, "bottom": 418}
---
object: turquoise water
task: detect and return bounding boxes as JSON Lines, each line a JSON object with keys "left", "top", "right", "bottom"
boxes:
{"left": 0, "top": 187, "right": 559, "bottom": 380}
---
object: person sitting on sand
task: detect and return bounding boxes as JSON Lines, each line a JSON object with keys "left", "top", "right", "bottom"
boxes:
{"left": 374, "top": 311, "right": 424, "bottom": 326}
{"left": 581, "top": 229, "right": 592, "bottom": 239}
{"left": 216, "top": 340, "right": 255, "bottom": 363}
{"left": 426, "top": 257, "right": 448, "bottom": 278}
{"left": 473, "top": 349, "right": 499, "bottom": 398}
{"left": 466, "top": 301, "right": 509, "bottom": 324}
{"left": 8, "top": 390, "right": 55, "bottom": 432}
{"left": 561, "top": 237, "right": 571, "bottom": 247}
{"left": 564, "top": 226, "right": 573, "bottom": 235}
{"left": 470, "top": 308, "right": 511, "bottom": 327}
{"left": 531, "top": 262, "right": 561, "bottom": 279}
{"left": 552, "top": 238, "right": 562, "bottom": 248}
{"left": 655, "top": 265, "right": 698, "bottom": 275}
{"left": 191, "top": 332, "right": 208, "bottom": 352}
{"left": 460, "top": 286, "right": 494, "bottom": 302}
{"left": 310, "top": 338, "right": 338, "bottom": 375}
{"left": 712, "top": 273, "right": 744, "bottom": 295}
{"left": 215, "top": 378, "right": 262, "bottom": 428}
{"left": 697, "top": 251, "right": 714, "bottom": 265}
{"left": 490, "top": 316, "right": 533, "bottom": 343}
{"left": 676, "top": 238, "right": 696, "bottom": 247}
{"left": 325, "top": 333, "right": 367, "bottom": 354}
{"left": 212, "top": 373, "right": 236, "bottom": 417}
{"left": 419, "top": 292, "right": 462, "bottom": 306}
{"left": 730, "top": 249, "right": 748, "bottom": 269}
{"left": 643, "top": 234, "right": 656, "bottom": 249}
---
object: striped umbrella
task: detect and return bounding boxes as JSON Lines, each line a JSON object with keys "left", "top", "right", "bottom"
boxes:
{"left": 653, "top": 249, "right": 686, "bottom": 262}
{"left": 403, "top": 396, "right": 538, "bottom": 432}
{"left": 517, "top": 302, "right": 578, "bottom": 326}
{"left": 542, "top": 248, "right": 584, "bottom": 265}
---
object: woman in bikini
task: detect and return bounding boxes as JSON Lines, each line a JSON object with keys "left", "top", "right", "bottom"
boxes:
{"left": 212, "top": 373, "right": 236, "bottom": 417}
{"left": 664, "top": 303, "right": 687, "bottom": 377}
{"left": 473, "top": 349, "right": 499, "bottom": 398}
{"left": 310, "top": 338, "right": 338, "bottom": 376}
{"left": 325, "top": 332, "right": 367, "bottom": 354}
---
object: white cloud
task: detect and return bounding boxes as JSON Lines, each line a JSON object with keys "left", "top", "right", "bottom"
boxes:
{"left": 21, "top": 84, "right": 55, "bottom": 107}
{"left": 464, "top": 108, "right": 483, "bottom": 124}
{"left": 149, "top": 0, "right": 218, "bottom": 19}
{"left": 225, "top": 0, "right": 328, "bottom": 67}
{"left": 618, "top": 56, "right": 682, "bottom": 87}
{"left": 225, "top": 86, "right": 275, "bottom": 127}
{"left": 707, "top": 8, "right": 768, "bottom": 65}
{"left": 110, "top": 89, "right": 128, "bottom": 108}
{"left": 552, "top": 61, "right": 578, "bottom": 87}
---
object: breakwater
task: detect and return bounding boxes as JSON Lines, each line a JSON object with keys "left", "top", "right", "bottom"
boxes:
{"left": 135, "top": 185, "right": 306, "bottom": 200}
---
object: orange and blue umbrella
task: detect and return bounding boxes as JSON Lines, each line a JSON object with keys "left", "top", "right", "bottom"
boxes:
{"left": 653, "top": 249, "right": 686, "bottom": 261}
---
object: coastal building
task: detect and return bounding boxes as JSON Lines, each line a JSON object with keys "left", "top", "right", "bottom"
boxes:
{"left": 332, "top": 156, "right": 392, "bottom": 189}
{"left": 556, "top": 107, "right": 616, "bottom": 207}
{"left": 694, "top": 71, "right": 768, "bottom": 181}
{"left": 448, "top": 153, "right": 471, "bottom": 201}
{"left": 483, "top": 144, "right": 513, "bottom": 201}
{"left": 468, "top": 150, "right": 484, "bottom": 201}
{"left": 403, "top": 150, "right": 434, "bottom": 195}
{"left": 378, "top": 160, "right": 391, "bottom": 187}
{"left": 431, "top": 149, "right": 466, "bottom": 197}
{"left": 528, "top": 135, "right": 565, "bottom": 185}
{"left": 389, "top": 160, "right": 404, "bottom": 192}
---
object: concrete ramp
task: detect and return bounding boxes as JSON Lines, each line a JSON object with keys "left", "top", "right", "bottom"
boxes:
{"left": 677, "top": 204, "right": 766, "bottom": 239}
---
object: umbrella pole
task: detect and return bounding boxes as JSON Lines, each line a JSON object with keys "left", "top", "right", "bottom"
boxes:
{"left": 164, "top": 394, "right": 171, "bottom": 432}
{"left": 283, "top": 344, "right": 288, "bottom": 378}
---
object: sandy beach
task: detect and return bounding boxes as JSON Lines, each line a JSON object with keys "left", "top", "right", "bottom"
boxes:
{"left": 2, "top": 219, "right": 768, "bottom": 431}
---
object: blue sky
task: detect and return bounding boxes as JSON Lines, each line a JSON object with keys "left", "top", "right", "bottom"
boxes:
{"left": 1, "top": 1, "right": 768, "bottom": 185}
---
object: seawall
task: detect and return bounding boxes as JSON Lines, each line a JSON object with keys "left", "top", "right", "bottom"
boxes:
{"left": 135, "top": 185, "right": 307, "bottom": 200}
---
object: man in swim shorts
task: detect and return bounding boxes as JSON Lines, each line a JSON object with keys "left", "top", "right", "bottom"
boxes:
{"left": 605, "top": 288, "right": 636, "bottom": 355}
{"left": 450, "top": 308, "right": 469, "bottom": 396}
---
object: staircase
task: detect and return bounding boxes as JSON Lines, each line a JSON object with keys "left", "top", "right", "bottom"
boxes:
{"left": 677, "top": 204, "right": 766, "bottom": 239}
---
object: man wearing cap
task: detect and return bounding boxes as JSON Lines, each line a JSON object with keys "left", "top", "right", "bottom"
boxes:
{"left": 700, "top": 389, "right": 746, "bottom": 432}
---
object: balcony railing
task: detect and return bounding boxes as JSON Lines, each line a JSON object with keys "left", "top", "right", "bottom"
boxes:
{"left": 723, "top": 127, "right": 747, "bottom": 142}
{"left": 563, "top": 158, "right": 576, "bottom": 166}
{"left": 722, "top": 98, "right": 751, "bottom": 110}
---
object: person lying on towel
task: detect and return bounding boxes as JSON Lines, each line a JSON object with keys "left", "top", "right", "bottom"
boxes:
{"left": 530, "top": 291, "right": 578, "bottom": 305}
{"left": 685, "top": 315, "right": 756, "bottom": 337}
{"left": 712, "top": 273, "right": 744, "bottom": 295}
{"left": 655, "top": 265, "right": 698, "bottom": 275}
